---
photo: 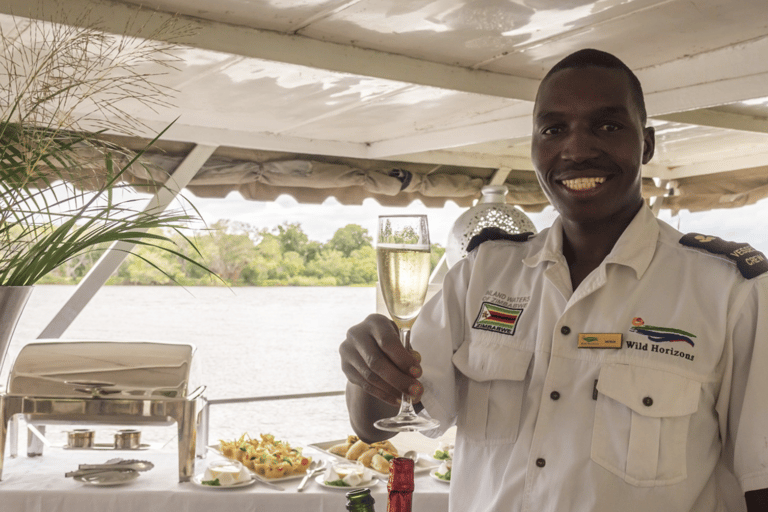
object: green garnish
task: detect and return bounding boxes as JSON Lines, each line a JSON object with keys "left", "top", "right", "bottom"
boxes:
{"left": 239, "top": 447, "right": 247, "bottom": 452}
{"left": 283, "top": 458, "right": 293, "bottom": 465}
{"left": 434, "top": 450, "right": 451, "bottom": 460}
{"left": 324, "top": 478, "right": 350, "bottom": 487}
{"left": 382, "top": 453, "right": 395, "bottom": 461}
{"left": 436, "top": 469, "right": 451, "bottom": 481}
{"left": 202, "top": 478, "right": 221, "bottom": 486}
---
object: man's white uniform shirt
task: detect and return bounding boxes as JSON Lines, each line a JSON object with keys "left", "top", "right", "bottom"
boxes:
{"left": 412, "top": 205, "right": 768, "bottom": 512}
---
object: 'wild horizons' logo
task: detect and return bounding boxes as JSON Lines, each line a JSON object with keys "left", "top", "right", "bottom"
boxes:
{"left": 629, "top": 317, "right": 696, "bottom": 347}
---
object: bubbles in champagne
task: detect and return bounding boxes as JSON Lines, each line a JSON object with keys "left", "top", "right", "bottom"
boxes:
{"left": 377, "top": 244, "right": 431, "bottom": 329}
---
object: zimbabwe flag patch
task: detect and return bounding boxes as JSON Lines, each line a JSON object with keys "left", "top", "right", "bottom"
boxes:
{"left": 473, "top": 302, "right": 523, "bottom": 336}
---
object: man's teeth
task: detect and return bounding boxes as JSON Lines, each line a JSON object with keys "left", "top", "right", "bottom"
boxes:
{"left": 561, "top": 177, "right": 606, "bottom": 191}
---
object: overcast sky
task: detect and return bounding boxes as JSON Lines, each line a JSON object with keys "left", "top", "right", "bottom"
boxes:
{"left": 181, "top": 190, "right": 768, "bottom": 257}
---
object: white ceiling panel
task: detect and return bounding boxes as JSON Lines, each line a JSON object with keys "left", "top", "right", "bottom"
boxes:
{"left": 117, "top": 0, "right": 357, "bottom": 33}
{"left": 2, "top": 0, "right": 768, "bottom": 209}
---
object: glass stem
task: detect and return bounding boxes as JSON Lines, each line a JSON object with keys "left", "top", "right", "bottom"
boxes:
{"left": 397, "top": 327, "right": 417, "bottom": 416}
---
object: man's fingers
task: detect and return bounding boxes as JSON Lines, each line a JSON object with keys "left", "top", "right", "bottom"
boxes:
{"left": 341, "top": 357, "right": 401, "bottom": 406}
{"left": 340, "top": 313, "right": 424, "bottom": 404}
{"left": 346, "top": 340, "right": 418, "bottom": 398}
{"left": 362, "top": 315, "right": 422, "bottom": 378}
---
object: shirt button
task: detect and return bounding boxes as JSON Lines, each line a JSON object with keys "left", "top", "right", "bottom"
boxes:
{"left": 536, "top": 458, "right": 546, "bottom": 468}
{"left": 550, "top": 391, "right": 560, "bottom": 400}
{"left": 643, "top": 396, "right": 653, "bottom": 407}
{"left": 560, "top": 326, "right": 571, "bottom": 335}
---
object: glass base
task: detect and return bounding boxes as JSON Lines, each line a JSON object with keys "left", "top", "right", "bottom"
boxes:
{"left": 374, "top": 414, "right": 440, "bottom": 433}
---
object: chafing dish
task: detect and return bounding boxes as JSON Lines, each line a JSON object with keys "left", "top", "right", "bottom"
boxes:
{"left": 0, "top": 340, "right": 206, "bottom": 482}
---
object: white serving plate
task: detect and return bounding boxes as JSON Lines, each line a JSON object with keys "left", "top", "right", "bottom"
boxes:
{"left": 192, "top": 474, "right": 257, "bottom": 490}
{"left": 309, "top": 439, "right": 437, "bottom": 476}
{"left": 430, "top": 470, "right": 450, "bottom": 484}
{"left": 74, "top": 470, "right": 140, "bottom": 486}
{"left": 207, "top": 445, "right": 314, "bottom": 483}
{"left": 315, "top": 474, "right": 378, "bottom": 491}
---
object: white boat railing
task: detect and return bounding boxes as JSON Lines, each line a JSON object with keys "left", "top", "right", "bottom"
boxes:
{"left": 9, "top": 390, "right": 345, "bottom": 458}
{"left": 198, "top": 390, "right": 346, "bottom": 451}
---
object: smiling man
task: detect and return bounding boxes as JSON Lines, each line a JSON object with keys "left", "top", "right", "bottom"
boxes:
{"left": 340, "top": 49, "right": 768, "bottom": 511}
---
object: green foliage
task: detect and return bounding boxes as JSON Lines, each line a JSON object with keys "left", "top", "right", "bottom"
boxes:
{"left": 431, "top": 244, "right": 446, "bottom": 270}
{"left": 328, "top": 224, "right": 372, "bottom": 257}
{"left": 0, "top": 13, "right": 215, "bottom": 286}
{"left": 276, "top": 222, "right": 309, "bottom": 255}
{"left": 43, "top": 221, "right": 446, "bottom": 287}
{"left": 379, "top": 220, "right": 422, "bottom": 245}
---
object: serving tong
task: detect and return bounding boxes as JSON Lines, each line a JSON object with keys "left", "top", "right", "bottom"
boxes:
{"left": 65, "top": 458, "right": 154, "bottom": 478}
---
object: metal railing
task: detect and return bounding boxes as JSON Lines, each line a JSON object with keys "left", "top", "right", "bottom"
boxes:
{"left": 9, "top": 390, "right": 346, "bottom": 458}
{"left": 198, "top": 390, "right": 345, "bottom": 452}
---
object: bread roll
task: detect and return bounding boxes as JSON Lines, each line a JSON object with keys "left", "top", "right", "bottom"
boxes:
{"left": 371, "top": 440, "right": 398, "bottom": 456}
{"left": 345, "top": 440, "right": 371, "bottom": 461}
{"left": 371, "top": 453, "right": 390, "bottom": 473}
{"left": 329, "top": 442, "right": 352, "bottom": 456}
{"left": 357, "top": 448, "right": 378, "bottom": 467}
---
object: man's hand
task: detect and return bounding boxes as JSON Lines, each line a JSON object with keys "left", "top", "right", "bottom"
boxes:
{"left": 340, "top": 313, "right": 423, "bottom": 405}
{"left": 339, "top": 314, "right": 424, "bottom": 441}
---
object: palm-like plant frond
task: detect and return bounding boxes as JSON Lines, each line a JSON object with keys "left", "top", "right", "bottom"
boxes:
{"left": 0, "top": 10, "right": 217, "bottom": 286}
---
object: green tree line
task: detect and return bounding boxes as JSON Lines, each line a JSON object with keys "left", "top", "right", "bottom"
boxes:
{"left": 38, "top": 221, "right": 446, "bottom": 287}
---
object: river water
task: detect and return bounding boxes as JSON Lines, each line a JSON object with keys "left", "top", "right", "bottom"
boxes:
{"left": 3, "top": 285, "right": 375, "bottom": 448}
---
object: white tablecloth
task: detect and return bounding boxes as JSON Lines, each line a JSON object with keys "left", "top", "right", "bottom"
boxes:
{"left": 0, "top": 446, "right": 449, "bottom": 512}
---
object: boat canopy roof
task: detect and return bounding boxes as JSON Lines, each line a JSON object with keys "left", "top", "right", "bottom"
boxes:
{"left": 3, "top": 0, "right": 768, "bottom": 214}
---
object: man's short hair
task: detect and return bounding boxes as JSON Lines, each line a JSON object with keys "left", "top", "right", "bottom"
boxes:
{"left": 540, "top": 49, "right": 647, "bottom": 125}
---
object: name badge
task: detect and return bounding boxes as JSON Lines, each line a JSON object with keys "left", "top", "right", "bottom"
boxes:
{"left": 578, "top": 333, "right": 622, "bottom": 349}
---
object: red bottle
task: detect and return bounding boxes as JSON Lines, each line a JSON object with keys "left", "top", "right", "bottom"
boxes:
{"left": 387, "top": 457, "right": 414, "bottom": 512}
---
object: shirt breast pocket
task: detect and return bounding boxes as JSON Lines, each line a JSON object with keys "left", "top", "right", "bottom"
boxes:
{"left": 452, "top": 340, "right": 533, "bottom": 445}
{"left": 591, "top": 364, "right": 701, "bottom": 487}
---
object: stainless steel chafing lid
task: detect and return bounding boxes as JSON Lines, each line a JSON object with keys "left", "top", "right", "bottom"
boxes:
{"left": 7, "top": 341, "right": 201, "bottom": 398}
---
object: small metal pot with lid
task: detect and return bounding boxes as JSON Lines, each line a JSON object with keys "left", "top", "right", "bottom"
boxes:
{"left": 114, "top": 429, "right": 141, "bottom": 450}
{"left": 67, "top": 429, "right": 95, "bottom": 449}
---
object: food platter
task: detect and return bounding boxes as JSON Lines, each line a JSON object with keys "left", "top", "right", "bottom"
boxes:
{"left": 310, "top": 439, "right": 437, "bottom": 476}
{"left": 207, "top": 445, "right": 310, "bottom": 482}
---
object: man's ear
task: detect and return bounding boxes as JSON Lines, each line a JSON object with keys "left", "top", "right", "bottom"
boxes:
{"left": 642, "top": 126, "right": 655, "bottom": 164}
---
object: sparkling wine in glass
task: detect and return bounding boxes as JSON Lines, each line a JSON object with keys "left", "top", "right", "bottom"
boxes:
{"left": 374, "top": 214, "right": 440, "bottom": 432}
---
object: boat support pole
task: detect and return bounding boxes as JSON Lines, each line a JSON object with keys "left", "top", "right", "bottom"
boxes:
{"left": 22, "top": 144, "right": 217, "bottom": 457}
{"left": 36, "top": 144, "right": 218, "bottom": 340}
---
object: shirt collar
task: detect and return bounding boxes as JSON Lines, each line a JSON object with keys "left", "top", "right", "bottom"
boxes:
{"left": 523, "top": 217, "right": 565, "bottom": 268}
{"left": 523, "top": 204, "right": 659, "bottom": 280}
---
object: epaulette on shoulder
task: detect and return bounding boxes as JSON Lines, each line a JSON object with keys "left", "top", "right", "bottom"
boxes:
{"left": 679, "top": 233, "right": 768, "bottom": 279}
{"left": 466, "top": 227, "right": 534, "bottom": 253}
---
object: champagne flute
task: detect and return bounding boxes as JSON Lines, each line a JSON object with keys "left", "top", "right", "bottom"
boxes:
{"left": 374, "top": 214, "right": 440, "bottom": 432}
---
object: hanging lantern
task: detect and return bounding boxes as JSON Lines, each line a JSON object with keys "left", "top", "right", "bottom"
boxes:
{"left": 445, "top": 185, "right": 537, "bottom": 268}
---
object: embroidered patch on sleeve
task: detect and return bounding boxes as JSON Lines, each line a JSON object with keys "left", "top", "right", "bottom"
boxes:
{"left": 473, "top": 302, "right": 523, "bottom": 335}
